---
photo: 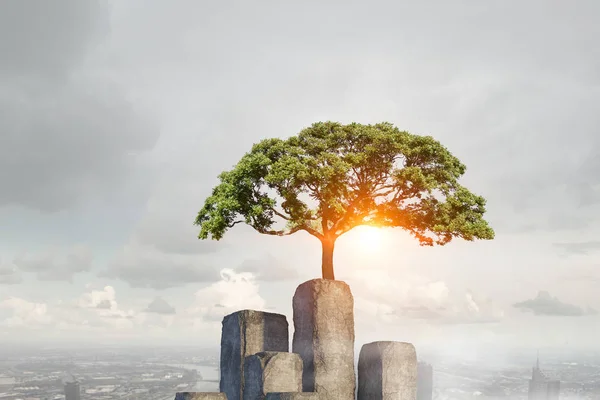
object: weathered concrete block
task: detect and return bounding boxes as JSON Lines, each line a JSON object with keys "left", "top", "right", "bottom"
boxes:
{"left": 265, "top": 394, "right": 320, "bottom": 399}
{"left": 220, "top": 310, "right": 289, "bottom": 400}
{"left": 292, "top": 279, "right": 355, "bottom": 400}
{"left": 175, "top": 393, "right": 227, "bottom": 400}
{"left": 243, "top": 352, "right": 303, "bottom": 400}
{"left": 357, "top": 341, "right": 417, "bottom": 400}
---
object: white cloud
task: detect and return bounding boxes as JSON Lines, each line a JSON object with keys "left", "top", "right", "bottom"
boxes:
{"left": 185, "top": 269, "right": 267, "bottom": 323}
{"left": 0, "top": 270, "right": 269, "bottom": 345}
{"left": 76, "top": 285, "right": 134, "bottom": 320}
{"left": 0, "top": 297, "right": 53, "bottom": 328}
{"left": 350, "top": 269, "right": 503, "bottom": 325}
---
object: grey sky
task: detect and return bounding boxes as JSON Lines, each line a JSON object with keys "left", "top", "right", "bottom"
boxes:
{"left": 1, "top": 0, "right": 599, "bottom": 355}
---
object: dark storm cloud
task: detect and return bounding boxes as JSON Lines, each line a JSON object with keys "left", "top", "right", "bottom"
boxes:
{"left": 236, "top": 254, "right": 298, "bottom": 282}
{"left": 0, "top": 0, "right": 159, "bottom": 212}
{"left": 13, "top": 246, "right": 93, "bottom": 282}
{"left": 514, "top": 291, "right": 597, "bottom": 316}
{"left": 145, "top": 297, "right": 176, "bottom": 315}
{"left": 553, "top": 241, "right": 600, "bottom": 256}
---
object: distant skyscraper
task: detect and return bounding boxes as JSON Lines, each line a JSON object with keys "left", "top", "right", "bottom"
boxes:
{"left": 65, "top": 381, "right": 81, "bottom": 400}
{"left": 547, "top": 380, "right": 560, "bottom": 400}
{"left": 417, "top": 362, "right": 433, "bottom": 400}
{"left": 528, "top": 355, "right": 560, "bottom": 400}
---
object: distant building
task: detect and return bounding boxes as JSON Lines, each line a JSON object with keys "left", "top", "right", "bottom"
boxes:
{"left": 65, "top": 380, "right": 81, "bottom": 400}
{"left": 417, "top": 362, "right": 433, "bottom": 400}
{"left": 528, "top": 355, "right": 560, "bottom": 400}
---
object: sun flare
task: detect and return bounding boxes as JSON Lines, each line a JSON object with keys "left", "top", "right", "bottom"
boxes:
{"left": 353, "top": 226, "right": 384, "bottom": 251}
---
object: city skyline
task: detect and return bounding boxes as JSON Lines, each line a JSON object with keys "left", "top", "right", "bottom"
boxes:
{"left": 1, "top": 0, "right": 600, "bottom": 356}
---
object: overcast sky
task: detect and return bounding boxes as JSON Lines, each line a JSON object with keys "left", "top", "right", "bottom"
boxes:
{"left": 1, "top": 0, "right": 599, "bottom": 362}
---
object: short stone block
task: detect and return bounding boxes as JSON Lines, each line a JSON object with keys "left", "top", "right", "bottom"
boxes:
{"left": 175, "top": 393, "right": 227, "bottom": 400}
{"left": 292, "top": 279, "right": 355, "bottom": 400}
{"left": 243, "top": 352, "right": 303, "bottom": 400}
{"left": 220, "top": 310, "right": 289, "bottom": 400}
{"left": 357, "top": 341, "right": 417, "bottom": 400}
{"left": 265, "top": 393, "right": 320, "bottom": 399}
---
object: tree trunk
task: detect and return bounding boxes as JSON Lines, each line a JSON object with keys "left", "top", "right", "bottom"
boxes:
{"left": 321, "top": 238, "right": 335, "bottom": 280}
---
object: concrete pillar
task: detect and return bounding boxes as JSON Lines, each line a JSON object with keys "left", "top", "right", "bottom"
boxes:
{"left": 220, "top": 310, "right": 289, "bottom": 400}
{"left": 357, "top": 341, "right": 417, "bottom": 400}
{"left": 175, "top": 393, "right": 227, "bottom": 400}
{"left": 292, "top": 279, "right": 355, "bottom": 400}
{"left": 243, "top": 352, "right": 303, "bottom": 400}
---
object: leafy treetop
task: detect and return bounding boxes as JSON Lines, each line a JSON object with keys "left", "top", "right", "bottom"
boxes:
{"left": 195, "top": 121, "right": 495, "bottom": 279}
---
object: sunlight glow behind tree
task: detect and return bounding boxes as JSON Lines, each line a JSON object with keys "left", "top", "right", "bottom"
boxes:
{"left": 195, "top": 121, "right": 495, "bottom": 280}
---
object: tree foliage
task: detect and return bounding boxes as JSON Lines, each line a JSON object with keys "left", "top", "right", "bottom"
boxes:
{"left": 195, "top": 121, "right": 495, "bottom": 248}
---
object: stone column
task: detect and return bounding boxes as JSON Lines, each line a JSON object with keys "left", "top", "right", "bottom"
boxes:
{"left": 292, "top": 279, "right": 355, "bottom": 400}
{"left": 221, "top": 310, "right": 289, "bottom": 400}
{"left": 174, "top": 393, "right": 227, "bottom": 400}
{"left": 357, "top": 341, "right": 417, "bottom": 400}
{"left": 243, "top": 352, "right": 303, "bottom": 400}
{"left": 265, "top": 394, "right": 320, "bottom": 399}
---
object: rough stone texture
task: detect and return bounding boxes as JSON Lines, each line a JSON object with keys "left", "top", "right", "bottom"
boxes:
{"left": 220, "top": 310, "right": 289, "bottom": 400}
{"left": 265, "top": 394, "right": 321, "bottom": 399}
{"left": 357, "top": 341, "right": 417, "bottom": 400}
{"left": 243, "top": 352, "right": 303, "bottom": 400}
{"left": 292, "top": 279, "right": 355, "bottom": 400}
{"left": 175, "top": 393, "right": 227, "bottom": 400}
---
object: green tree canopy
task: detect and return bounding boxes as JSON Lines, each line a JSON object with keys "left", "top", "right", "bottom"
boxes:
{"left": 195, "top": 121, "right": 494, "bottom": 280}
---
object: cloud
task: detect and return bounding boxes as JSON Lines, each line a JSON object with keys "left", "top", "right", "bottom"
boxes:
{"left": 133, "top": 209, "right": 221, "bottom": 255}
{"left": 0, "top": 297, "right": 53, "bottom": 328}
{"left": 77, "top": 285, "right": 133, "bottom": 318}
{"left": 553, "top": 241, "right": 600, "bottom": 256}
{"left": 352, "top": 270, "right": 503, "bottom": 325}
{"left": 145, "top": 297, "right": 176, "bottom": 315}
{"left": 100, "top": 242, "right": 221, "bottom": 289}
{"left": 13, "top": 245, "right": 93, "bottom": 281}
{"left": 236, "top": 254, "right": 298, "bottom": 282}
{"left": 513, "top": 291, "right": 597, "bottom": 316}
{"left": 0, "top": 0, "right": 158, "bottom": 212}
{"left": 96, "top": 300, "right": 112, "bottom": 310}
{"left": 0, "top": 277, "right": 265, "bottom": 344}
{"left": 0, "top": 0, "right": 108, "bottom": 78}
{"left": 185, "top": 269, "right": 267, "bottom": 323}
{"left": 0, "top": 261, "right": 22, "bottom": 285}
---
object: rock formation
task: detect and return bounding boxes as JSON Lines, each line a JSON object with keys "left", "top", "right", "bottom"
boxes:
{"left": 243, "top": 352, "right": 303, "bottom": 400}
{"left": 292, "top": 279, "right": 355, "bottom": 400}
{"left": 357, "top": 341, "right": 417, "bottom": 400}
{"left": 174, "top": 279, "right": 419, "bottom": 400}
{"left": 220, "top": 310, "right": 289, "bottom": 400}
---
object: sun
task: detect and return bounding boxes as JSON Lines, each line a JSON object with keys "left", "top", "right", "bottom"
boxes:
{"left": 353, "top": 226, "right": 384, "bottom": 252}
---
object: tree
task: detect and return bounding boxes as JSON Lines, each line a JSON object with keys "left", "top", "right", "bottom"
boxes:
{"left": 195, "top": 121, "right": 495, "bottom": 280}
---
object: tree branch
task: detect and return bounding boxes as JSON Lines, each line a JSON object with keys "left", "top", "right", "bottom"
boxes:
{"left": 272, "top": 208, "right": 291, "bottom": 221}
{"left": 254, "top": 224, "right": 323, "bottom": 239}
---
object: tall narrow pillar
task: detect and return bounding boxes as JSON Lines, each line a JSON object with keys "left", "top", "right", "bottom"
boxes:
{"left": 292, "top": 279, "right": 355, "bottom": 400}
